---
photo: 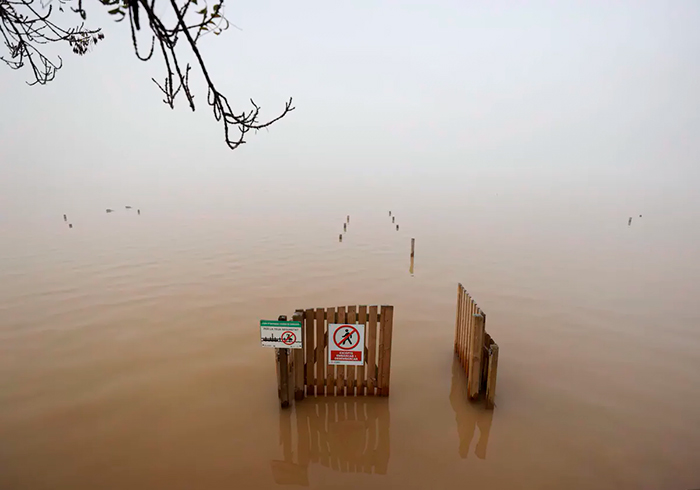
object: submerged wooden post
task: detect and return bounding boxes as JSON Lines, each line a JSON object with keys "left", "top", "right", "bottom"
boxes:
{"left": 278, "top": 349, "right": 290, "bottom": 408}
{"left": 454, "top": 284, "right": 463, "bottom": 354}
{"left": 467, "top": 312, "right": 485, "bottom": 399}
{"left": 293, "top": 310, "right": 305, "bottom": 401}
{"left": 378, "top": 305, "right": 394, "bottom": 396}
{"left": 277, "top": 315, "right": 291, "bottom": 408}
{"left": 485, "top": 344, "right": 499, "bottom": 409}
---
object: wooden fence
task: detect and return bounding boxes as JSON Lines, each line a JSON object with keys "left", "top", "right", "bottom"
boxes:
{"left": 281, "top": 305, "right": 394, "bottom": 401}
{"left": 271, "top": 398, "right": 390, "bottom": 484}
{"left": 454, "top": 284, "right": 499, "bottom": 409}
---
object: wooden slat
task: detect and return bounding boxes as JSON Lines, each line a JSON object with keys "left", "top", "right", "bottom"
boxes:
{"left": 458, "top": 290, "right": 465, "bottom": 365}
{"left": 326, "top": 307, "right": 336, "bottom": 396}
{"left": 315, "top": 307, "right": 326, "bottom": 396}
{"left": 465, "top": 295, "right": 474, "bottom": 375}
{"left": 486, "top": 343, "right": 499, "bottom": 409}
{"left": 459, "top": 287, "right": 469, "bottom": 367}
{"left": 346, "top": 305, "right": 357, "bottom": 396}
{"left": 460, "top": 290, "right": 466, "bottom": 365}
{"left": 336, "top": 306, "right": 347, "bottom": 396}
{"left": 481, "top": 332, "right": 492, "bottom": 392}
{"left": 367, "top": 305, "right": 378, "bottom": 396}
{"left": 293, "top": 310, "right": 305, "bottom": 401}
{"left": 305, "top": 308, "right": 315, "bottom": 396}
{"left": 468, "top": 312, "right": 485, "bottom": 399}
{"left": 455, "top": 284, "right": 463, "bottom": 354}
{"left": 357, "top": 305, "right": 368, "bottom": 396}
{"left": 378, "top": 305, "right": 394, "bottom": 396}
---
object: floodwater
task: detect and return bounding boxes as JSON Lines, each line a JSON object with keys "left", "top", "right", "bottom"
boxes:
{"left": 1, "top": 181, "right": 699, "bottom": 490}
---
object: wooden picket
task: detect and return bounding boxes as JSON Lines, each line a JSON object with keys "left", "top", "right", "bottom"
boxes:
{"left": 454, "top": 284, "right": 499, "bottom": 408}
{"left": 289, "top": 305, "right": 393, "bottom": 398}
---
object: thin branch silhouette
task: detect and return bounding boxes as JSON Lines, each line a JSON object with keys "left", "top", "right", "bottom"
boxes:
{"left": 0, "top": 0, "right": 294, "bottom": 149}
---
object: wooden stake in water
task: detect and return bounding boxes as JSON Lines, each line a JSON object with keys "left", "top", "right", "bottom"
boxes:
{"left": 392, "top": 217, "right": 395, "bottom": 223}
{"left": 344, "top": 223, "right": 347, "bottom": 232}
{"left": 628, "top": 217, "right": 632, "bottom": 226}
{"left": 276, "top": 315, "right": 291, "bottom": 408}
{"left": 347, "top": 215, "right": 350, "bottom": 223}
{"left": 396, "top": 225, "right": 399, "bottom": 231}
{"left": 339, "top": 234, "right": 343, "bottom": 242}
{"left": 411, "top": 238, "right": 415, "bottom": 258}
{"left": 293, "top": 310, "right": 305, "bottom": 401}
{"left": 485, "top": 344, "right": 499, "bottom": 409}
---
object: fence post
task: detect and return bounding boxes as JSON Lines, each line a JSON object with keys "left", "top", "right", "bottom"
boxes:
{"left": 485, "top": 344, "right": 499, "bottom": 409}
{"left": 278, "top": 348, "right": 290, "bottom": 408}
{"left": 379, "top": 305, "right": 394, "bottom": 396}
{"left": 454, "top": 284, "right": 463, "bottom": 354}
{"left": 277, "top": 315, "right": 291, "bottom": 408}
{"left": 293, "top": 310, "right": 305, "bottom": 401}
{"left": 467, "top": 312, "right": 485, "bottom": 399}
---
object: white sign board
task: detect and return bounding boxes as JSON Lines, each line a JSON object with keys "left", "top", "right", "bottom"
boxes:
{"left": 328, "top": 323, "right": 365, "bottom": 366}
{"left": 260, "top": 320, "right": 303, "bottom": 349}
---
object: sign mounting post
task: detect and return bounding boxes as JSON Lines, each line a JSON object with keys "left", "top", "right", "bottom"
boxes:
{"left": 261, "top": 317, "right": 303, "bottom": 409}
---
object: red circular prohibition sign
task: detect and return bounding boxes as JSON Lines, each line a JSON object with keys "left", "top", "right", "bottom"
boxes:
{"left": 281, "top": 331, "right": 296, "bottom": 345}
{"left": 333, "top": 325, "right": 360, "bottom": 350}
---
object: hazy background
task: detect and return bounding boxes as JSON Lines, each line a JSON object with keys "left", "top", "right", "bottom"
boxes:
{"left": 2, "top": 2, "right": 700, "bottom": 490}
{"left": 1, "top": 1, "right": 699, "bottom": 213}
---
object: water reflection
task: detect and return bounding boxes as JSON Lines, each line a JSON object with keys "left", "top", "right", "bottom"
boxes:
{"left": 271, "top": 398, "right": 390, "bottom": 485}
{"left": 409, "top": 256, "right": 414, "bottom": 276}
{"left": 449, "top": 357, "right": 493, "bottom": 459}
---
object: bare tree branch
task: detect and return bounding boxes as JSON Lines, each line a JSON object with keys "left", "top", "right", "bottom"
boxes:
{"left": 0, "top": 0, "right": 294, "bottom": 149}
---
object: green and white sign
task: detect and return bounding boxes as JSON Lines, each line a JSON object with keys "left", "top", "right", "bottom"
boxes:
{"left": 260, "top": 320, "right": 303, "bottom": 349}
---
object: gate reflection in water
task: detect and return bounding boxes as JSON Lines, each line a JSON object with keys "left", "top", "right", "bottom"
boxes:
{"left": 449, "top": 357, "right": 493, "bottom": 459}
{"left": 271, "top": 398, "right": 390, "bottom": 485}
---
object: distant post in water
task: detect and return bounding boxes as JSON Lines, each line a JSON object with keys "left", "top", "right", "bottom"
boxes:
{"left": 396, "top": 225, "right": 399, "bottom": 231}
{"left": 628, "top": 217, "right": 632, "bottom": 226}
{"left": 410, "top": 238, "right": 415, "bottom": 258}
{"left": 347, "top": 215, "right": 350, "bottom": 223}
{"left": 392, "top": 217, "right": 395, "bottom": 223}
{"left": 344, "top": 223, "right": 347, "bottom": 232}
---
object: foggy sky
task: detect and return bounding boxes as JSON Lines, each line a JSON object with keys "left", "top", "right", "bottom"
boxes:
{"left": 1, "top": 1, "right": 699, "bottom": 217}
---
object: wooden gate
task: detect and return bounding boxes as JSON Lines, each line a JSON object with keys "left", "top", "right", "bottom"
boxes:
{"left": 454, "top": 284, "right": 499, "bottom": 408}
{"left": 287, "top": 305, "right": 394, "bottom": 400}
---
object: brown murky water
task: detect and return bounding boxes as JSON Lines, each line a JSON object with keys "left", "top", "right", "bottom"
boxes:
{"left": 1, "top": 185, "right": 699, "bottom": 490}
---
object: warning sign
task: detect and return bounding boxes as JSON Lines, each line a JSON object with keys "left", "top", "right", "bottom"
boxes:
{"left": 260, "top": 320, "right": 303, "bottom": 349}
{"left": 328, "top": 323, "right": 365, "bottom": 366}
